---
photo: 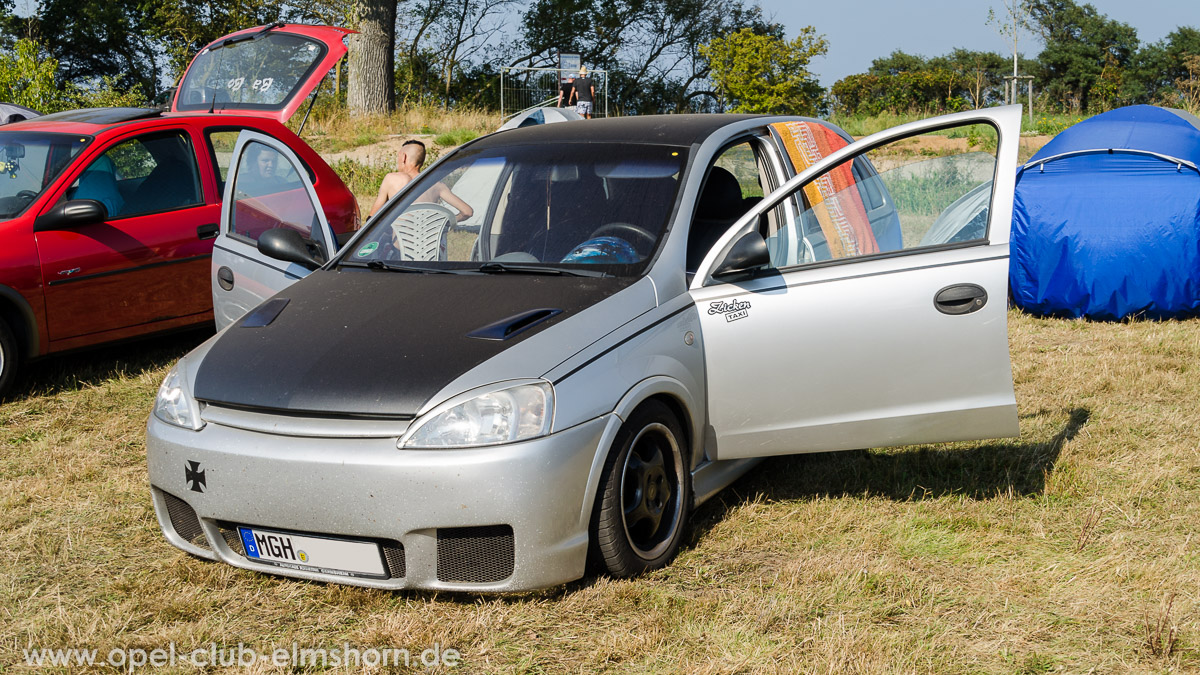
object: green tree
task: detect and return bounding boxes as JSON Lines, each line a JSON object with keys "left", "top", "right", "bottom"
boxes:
{"left": 869, "top": 50, "right": 929, "bottom": 77}
{"left": 1025, "top": 0, "right": 1139, "bottom": 112}
{"left": 700, "top": 27, "right": 827, "bottom": 115}
{"left": 4, "top": 0, "right": 161, "bottom": 95}
{"left": 1123, "top": 26, "right": 1200, "bottom": 106}
{"left": 829, "top": 69, "right": 966, "bottom": 116}
{"left": 930, "top": 49, "right": 1009, "bottom": 108}
{"left": 0, "top": 38, "right": 146, "bottom": 113}
{"left": 0, "top": 38, "right": 71, "bottom": 111}
{"left": 147, "top": 0, "right": 284, "bottom": 81}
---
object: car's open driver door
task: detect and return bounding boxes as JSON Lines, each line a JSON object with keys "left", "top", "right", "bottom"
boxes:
{"left": 211, "top": 129, "right": 336, "bottom": 330}
{"left": 690, "top": 106, "right": 1023, "bottom": 460}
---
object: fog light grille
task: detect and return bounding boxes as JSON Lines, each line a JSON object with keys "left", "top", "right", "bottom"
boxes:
{"left": 436, "top": 525, "right": 514, "bottom": 583}
{"left": 162, "top": 491, "right": 207, "bottom": 549}
{"left": 382, "top": 544, "right": 406, "bottom": 579}
{"left": 216, "top": 525, "right": 246, "bottom": 556}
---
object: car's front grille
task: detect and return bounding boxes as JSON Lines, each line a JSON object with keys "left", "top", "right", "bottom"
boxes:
{"left": 199, "top": 404, "right": 411, "bottom": 439}
{"left": 162, "top": 491, "right": 207, "bottom": 549}
{"left": 436, "top": 525, "right": 514, "bottom": 583}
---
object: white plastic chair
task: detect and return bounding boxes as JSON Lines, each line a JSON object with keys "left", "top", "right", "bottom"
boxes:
{"left": 389, "top": 204, "right": 455, "bottom": 261}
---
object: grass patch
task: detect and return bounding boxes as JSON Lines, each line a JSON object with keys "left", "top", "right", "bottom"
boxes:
{"left": 295, "top": 103, "right": 500, "bottom": 155}
{"left": 3, "top": 312, "right": 1199, "bottom": 671}
{"left": 434, "top": 128, "right": 480, "bottom": 147}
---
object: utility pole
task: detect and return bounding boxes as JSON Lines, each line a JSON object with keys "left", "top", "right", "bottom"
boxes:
{"left": 1011, "top": 7, "right": 1019, "bottom": 104}
{"left": 989, "top": 2, "right": 1028, "bottom": 105}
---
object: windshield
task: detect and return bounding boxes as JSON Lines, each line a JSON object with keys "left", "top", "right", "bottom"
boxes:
{"left": 344, "top": 142, "right": 689, "bottom": 277}
{"left": 176, "top": 32, "right": 328, "bottom": 112}
{"left": 0, "top": 132, "right": 91, "bottom": 220}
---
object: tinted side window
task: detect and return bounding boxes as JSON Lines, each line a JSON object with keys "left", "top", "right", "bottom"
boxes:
{"left": 229, "top": 140, "right": 327, "bottom": 255}
{"left": 768, "top": 122, "right": 998, "bottom": 268}
{"left": 66, "top": 130, "right": 202, "bottom": 218}
{"left": 206, "top": 130, "right": 240, "bottom": 195}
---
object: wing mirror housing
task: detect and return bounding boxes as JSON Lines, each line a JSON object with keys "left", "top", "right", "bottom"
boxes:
{"left": 712, "top": 230, "right": 771, "bottom": 279}
{"left": 257, "top": 227, "right": 324, "bottom": 270}
{"left": 33, "top": 199, "right": 107, "bottom": 232}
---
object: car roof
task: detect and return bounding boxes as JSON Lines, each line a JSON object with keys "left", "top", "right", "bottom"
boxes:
{"left": 472, "top": 114, "right": 772, "bottom": 149}
{"left": 7, "top": 107, "right": 290, "bottom": 137}
{"left": 21, "top": 107, "right": 165, "bottom": 132}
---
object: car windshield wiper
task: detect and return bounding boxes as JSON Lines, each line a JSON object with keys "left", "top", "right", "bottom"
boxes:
{"left": 477, "top": 262, "right": 609, "bottom": 277}
{"left": 339, "top": 260, "right": 467, "bottom": 274}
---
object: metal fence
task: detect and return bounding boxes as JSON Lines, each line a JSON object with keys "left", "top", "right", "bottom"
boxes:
{"left": 500, "top": 66, "right": 609, "bottom": 120}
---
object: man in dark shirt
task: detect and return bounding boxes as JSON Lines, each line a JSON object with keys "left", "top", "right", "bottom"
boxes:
{"left": 570, "top": 66, "right": 595, "bottom": 119}
{"left": 557, "top": 75, "right": 575, "bottom": 108}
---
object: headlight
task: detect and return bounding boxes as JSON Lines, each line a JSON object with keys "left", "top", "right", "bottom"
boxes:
{"left": 401, "top": 381, "right": 553, "bottom": 449}
{"left": 154, "top": 364, "right": 204, "bottom": 431}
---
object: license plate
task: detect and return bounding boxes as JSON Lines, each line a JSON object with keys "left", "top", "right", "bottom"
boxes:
{"left": 237, "top": 526, "right": 386, "bottom": 578}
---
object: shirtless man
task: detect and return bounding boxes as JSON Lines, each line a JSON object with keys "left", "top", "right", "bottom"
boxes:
{"left": 367, "top": 140, "right": 473, "bottom": 222}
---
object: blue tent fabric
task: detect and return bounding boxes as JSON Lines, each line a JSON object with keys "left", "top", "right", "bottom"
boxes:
{"left": 1011, "top": 105, "right": 1200, "bottom": 320}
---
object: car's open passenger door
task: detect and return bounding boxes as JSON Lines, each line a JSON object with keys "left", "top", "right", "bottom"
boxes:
{"left": 690, "top": 106, "right": 1023, "bottom": 460}
{"left": 211, "top": 129, "right": 336, "bottom": 330}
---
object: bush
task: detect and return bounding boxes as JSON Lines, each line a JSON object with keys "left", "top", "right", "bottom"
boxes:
{"left": 829, "top": 70, "right": 968, "bottom": 117}
{"left": 0, "top": 39, "right": 147, "bottom": 114}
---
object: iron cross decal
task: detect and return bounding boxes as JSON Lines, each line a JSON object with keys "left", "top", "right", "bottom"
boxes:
{"left": 185, "top": 460, "right": 206, "bottom": 493}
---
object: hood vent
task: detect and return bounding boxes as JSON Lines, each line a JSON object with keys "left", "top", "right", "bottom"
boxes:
{"left": 240, "top": 298, "right": 290, "bottom": 328}
{"left": 467, "top": 308, "right": 562, "bottom": 341}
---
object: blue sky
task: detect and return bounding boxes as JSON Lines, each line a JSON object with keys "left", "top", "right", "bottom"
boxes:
{"left": 758, "top": 0, "right": 1199, "bottom": 86}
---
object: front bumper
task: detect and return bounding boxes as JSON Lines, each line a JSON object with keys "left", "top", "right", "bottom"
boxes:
{"left": 146, "top": 412, "right": 615, "bottom": 592}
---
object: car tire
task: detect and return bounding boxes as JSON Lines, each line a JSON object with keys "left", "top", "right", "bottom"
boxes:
{"left": 590, "top": 400, "right": 691, "bottom": 577}
{"left": 0, "top": 317, "right": 19, "bottom": 399}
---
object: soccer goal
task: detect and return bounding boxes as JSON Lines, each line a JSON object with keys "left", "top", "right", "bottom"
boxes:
{"left": 500, "top": 66, "right": 609, "bottom": 120}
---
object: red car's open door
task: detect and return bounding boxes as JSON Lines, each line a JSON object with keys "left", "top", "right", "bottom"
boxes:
{"left": 171, "top": 24, "right": 352, "bottom": 124}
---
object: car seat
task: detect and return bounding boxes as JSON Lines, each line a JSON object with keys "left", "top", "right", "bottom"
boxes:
{"left": 70, "top": 155, "right": 124, "bottom": 218}
{"left": 129, "top": 156, "right": 200, "bottom": 215}
{"left": 686, "top": 166, "right": 749, "bottom": 271}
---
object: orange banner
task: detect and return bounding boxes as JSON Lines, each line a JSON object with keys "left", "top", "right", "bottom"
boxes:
{"left": 770, "top": 121, "right": 878, "bottom": 258}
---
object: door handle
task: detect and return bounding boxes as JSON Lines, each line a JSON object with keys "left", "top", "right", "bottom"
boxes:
{"left": 217, "top": 266, "right": 235, "bottom": 291}
{"left": 197, "top": 223, "right": 219, "bottom": 240}
{"left": 934, "top": 283, "right": 988, "bottom": 315}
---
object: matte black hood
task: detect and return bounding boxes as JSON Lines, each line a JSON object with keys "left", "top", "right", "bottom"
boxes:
{"left": 193, "top": 269, "right": 635, "bottom": 416}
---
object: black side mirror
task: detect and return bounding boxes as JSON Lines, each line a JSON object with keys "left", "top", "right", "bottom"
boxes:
{"left": 712, "top": 230, "right": 771, "bottom": 279}
{"left": 257, "top": 227, "right": 323, "bottom": 270}
{"left": 33, "top": 199, "right": 107, "bottom": 232}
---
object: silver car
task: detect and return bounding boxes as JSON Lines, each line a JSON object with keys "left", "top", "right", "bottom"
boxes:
{"left": 148, "top": 106, "right": 1022, "bottom": 591}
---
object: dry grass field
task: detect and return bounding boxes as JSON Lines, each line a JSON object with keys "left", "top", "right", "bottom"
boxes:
{"left": 2, "top": 310, "right": 1198, "bottom": 673}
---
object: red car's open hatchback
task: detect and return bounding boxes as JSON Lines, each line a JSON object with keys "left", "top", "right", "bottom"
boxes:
{"left": 0, "top": 24, "right": 359, "bottom": 395}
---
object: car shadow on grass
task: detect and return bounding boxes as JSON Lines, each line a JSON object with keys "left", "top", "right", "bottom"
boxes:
{"left": 2, "top": 326, "right": 214, "bottom": 402}
{"left": 688, "top": 407, "right": 1091, "bottom": 539}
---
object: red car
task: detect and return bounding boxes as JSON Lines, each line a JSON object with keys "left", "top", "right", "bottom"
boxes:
{"left": 0, "top": 24, "right": 358, "bottom": 396}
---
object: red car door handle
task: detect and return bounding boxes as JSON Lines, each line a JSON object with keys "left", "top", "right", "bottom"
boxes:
{"left": 197, "top": 223, "right": 219, "bottom": 240}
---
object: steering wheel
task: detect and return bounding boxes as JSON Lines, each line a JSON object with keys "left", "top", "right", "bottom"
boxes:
{"left": 590, "top": 222, "right": 656, "bottom": 250}
{"left": 15, "top": 190, "right": 37, "bottom": 202}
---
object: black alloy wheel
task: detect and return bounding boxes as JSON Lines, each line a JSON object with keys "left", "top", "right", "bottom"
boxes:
{"left": 590, "top": 400, "right": 691, "bottom": 577}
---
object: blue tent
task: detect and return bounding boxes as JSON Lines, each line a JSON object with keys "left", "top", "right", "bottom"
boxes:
{"left": 1011, "top": 105, "right": 1200, "bottom": 320}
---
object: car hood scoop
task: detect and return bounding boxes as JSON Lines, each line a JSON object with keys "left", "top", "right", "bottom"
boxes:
{"left": 466, "top": 308, "right": 563, "bottom": 341}
{"left": 193, "top": 270, "right": 633, "bottom": 417}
